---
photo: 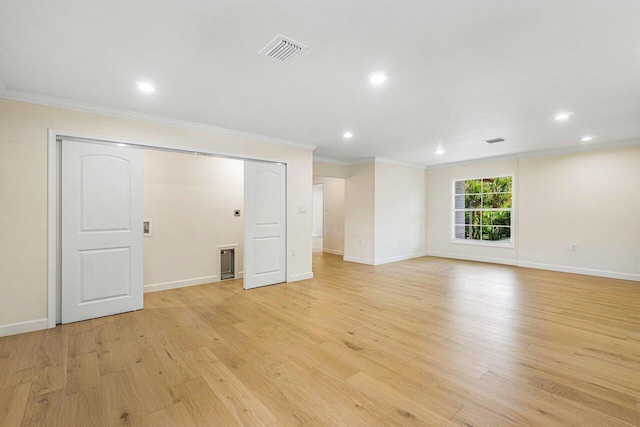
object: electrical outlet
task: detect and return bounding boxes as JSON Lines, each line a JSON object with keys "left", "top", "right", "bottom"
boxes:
{"left": 571, "top": 243, "right": 577, "bottom": 251}
{"left": 291, "top": 248, "right": 296, "bottom": 256}
{"left": 358, "top": 239, "right": 362, "bottom": 246}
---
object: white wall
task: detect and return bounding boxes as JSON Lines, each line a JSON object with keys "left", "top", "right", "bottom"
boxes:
{"left": 144, "top": 150, "right": 244, "bottom": 291}
{"left": 344, "top": 162, "right": 376, "bottom": 264}
{"left": 426, "top": 145, "right": 640, "bottom": 280}
{"left": 313, "top": 176, "right": 345, "bottom": 255}
{"left": 0, "top": 98, "right": 313, "bottom": 335}
{"left": 374, "top": 161, "right": 427, "bottom": 264}
{"left": 426, "top": 158, "right": 519, "bottom": 265}
{"left": 518, "top": 146, "right": 640, "bottom": 279}
{"left": 313, "top": 160, "right": 349, "bottom": 179}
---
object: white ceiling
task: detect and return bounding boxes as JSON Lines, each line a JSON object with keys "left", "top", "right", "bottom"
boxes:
{"left": 1, "top": 0, "right": 639, "bottom": 166}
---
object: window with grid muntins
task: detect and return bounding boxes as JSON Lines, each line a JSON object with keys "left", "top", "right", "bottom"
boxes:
{"left": 453, "top": 176, "right": 512, "bottom": 243}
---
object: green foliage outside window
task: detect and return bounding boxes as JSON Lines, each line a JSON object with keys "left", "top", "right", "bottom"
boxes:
{"left": 454, "top": 176, "right": 512, "bottom": 242}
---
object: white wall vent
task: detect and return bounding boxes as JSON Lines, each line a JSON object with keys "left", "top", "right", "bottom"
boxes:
{"left": 259, "top": 34, "right": 308, "bottom": 64}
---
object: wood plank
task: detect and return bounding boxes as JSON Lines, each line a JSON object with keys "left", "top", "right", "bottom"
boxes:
{"left": 0, "top": 252, "right": 638, "bottom": 425}
{"left": 169, "top": 376, "right": 239, "bottom": 427}
{"left": 142, "top": 401, "right": 197, "bottom": 427}
{"left": 0, "top": 382, "right": 31, "bottom": 426}
{"left": 65, "top": 352, "right": 101, "bottom": 395}
{"left": 185, "top": 347, "right": 277, "bottom": 426}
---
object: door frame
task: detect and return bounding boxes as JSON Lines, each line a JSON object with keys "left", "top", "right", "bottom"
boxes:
{"left": 48, "top": 129, "right": 290, "bottom": 328}
{"left": 312, "top": 183, "right": 324, "bottom": 238}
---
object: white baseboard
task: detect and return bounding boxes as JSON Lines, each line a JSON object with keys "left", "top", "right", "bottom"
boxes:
{"left": 343, "top": 256, "right": 376, "bottom": 265}
{"left": 426, "top": 253, "right": 638, "bottom": 282}
{"left": 427, "top": 252, "right": 518, "bottom": 266}
{"left": 374, "top": 252, "right": 429, "bottom": 266}
{"left": 323, "top": 248, "right": 344, "bottom": 256}
{"left": 517, "top": 261, "right": 640, "bottom": 282}
{"left": 144, "top": 275, "right": 218, "bottom": 293}
{"left": 0, "top": 318, "right": 48, "bottom": 337}
{"left": 288, "top": 272, "right": 314, "bottom": 282}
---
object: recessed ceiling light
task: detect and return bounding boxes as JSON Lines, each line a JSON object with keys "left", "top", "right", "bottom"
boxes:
{"left": 368, "top": 72, "right": 387, "bottom": 85}
{"left": 435, "top": 148, "right": 445, "bottom": 155}
{"left": 554, "top": 112, "right": 571, "bottom": 121}
{"left": 580, "top": 136, "right": 593, "bottom": 142}
{"left": 115, "top": 143, "right": 126, "bottom": 147}
{"left": 343, "top": 131, "right": 353, "bottom": 139}
{"left": 136, "top": 82, "right": 156, "bottom": 93}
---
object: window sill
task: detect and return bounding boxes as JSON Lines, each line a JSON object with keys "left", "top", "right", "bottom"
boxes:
{"left": 450, "top": 239, "right": 514, "bottom": 249}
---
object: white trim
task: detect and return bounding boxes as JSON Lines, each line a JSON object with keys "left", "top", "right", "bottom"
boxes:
{"left": 427, "top": 139, "right": 640, "bottom": 170}
{"left": 343, "top": 256, "right": 376, "bottom": 265}
{"left": 217, "top": 244, "right": 238, "bottom": 250}
{"left": 349, "top": 158, "right": 376, "bottom": 166}
{"left": 517, "top": 262, "right": 640, "bottom": 282}
{"left": 450, "top": 174, "right": 515, "bottom": 247}
{"left": 428, "top": 154, "right": 518, "bottom": 170}
{"left": 2, "top": 90, "right": 317, "bottom": 151}
{"left": 515, "top": 139, "right": 640, "bottom": 159}
{"left": 4, "top": 90, "right": 638, "bottom": 166}
{"left": 374, "top": 252, "right": 428, "bottom": 265}
{"left": 48, "top": 130, "right": 292, "bottom": 328}
{"left": 315, "top": 156, "right": 427, "bottom": 170}
{"left": 375, "top": 157, "right": 427, "bottom": 170}
{"left": 450, "top": 238, "right": 514, "bottom": 248}
{"left": 427, "top": 252, "right": 518, "bottom": 266}
{"left": 313, "top": 156, "right": 350, "bottom": 166}
{"left": 0, "top": 318, "right": 49, "bottom": 338}
{"left": 323, "top": 248, "right": 344, "bottom": 256}
{"left": 52, "top": 129, "right": 293, "bottom": 165}
{"left": 426, "top": 253, "right": 638, "bottom": 282}
{"left": 217, "top": 244, "right": 239, "bottom": 280}
{"left": 144, "top": 276, "right": 219, "bottom": 293}
{"left": 288, "top": 272, "right": 314, "bottom": 282}
{"left": 47, "top": 133, "right": 59, "bottom": 328}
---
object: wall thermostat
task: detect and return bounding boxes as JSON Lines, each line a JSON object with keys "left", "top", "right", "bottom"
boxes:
{"left": 234, "top": 210, "right": 241, "bottom": 217}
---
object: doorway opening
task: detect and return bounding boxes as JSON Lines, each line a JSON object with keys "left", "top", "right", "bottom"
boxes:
{"left": 312, "top": 176, "right": 345, "bottom": 257}
{"left": 312, "top": 183, "right": 324, "bottom": 252}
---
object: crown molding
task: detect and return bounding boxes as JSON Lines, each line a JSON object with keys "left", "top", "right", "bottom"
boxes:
{"left": 375, "top": 157, "right": 427, "bottom": 170}
{"left": 0, "top": 89, "right": 317, "bottom": 151}
{"left": 426, "top": 154, "right": 519, "bottom": 170}
{"left": 514, "top": 138, "right": 640, "bottom": 159}
{"left": 426, "top": 139, "right": 640, "bottom": 170}
{"left": 313, "top": 156, "right": 351, "bottom": 166}
{"left": 349, "top": 157, "right": 376, "bottom": 166}
{"left": 314, "top": 156, "right": 427, "bottom": 169}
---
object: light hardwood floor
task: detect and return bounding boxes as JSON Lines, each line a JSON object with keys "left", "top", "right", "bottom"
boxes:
{"left": 1, "top": 253, "right": 639, "bottom": 426}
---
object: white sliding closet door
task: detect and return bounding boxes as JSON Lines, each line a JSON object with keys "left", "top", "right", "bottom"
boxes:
{"left": 244, "top": 161, "right": 286, "bottom": 289}
{"left": 61, "top": 140, "right": 144, "bottom": 323}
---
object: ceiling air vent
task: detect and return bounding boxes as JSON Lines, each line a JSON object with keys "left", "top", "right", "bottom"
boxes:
{"left": 484, "top": 137, "right": 506, "bottom": 144}
{"left": 259, "top": 34, "right": 308, "bottom": 64}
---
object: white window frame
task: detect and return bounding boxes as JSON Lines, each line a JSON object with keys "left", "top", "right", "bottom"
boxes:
{"left": 450, "top": 174, "right": 514, "bottom": 248}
